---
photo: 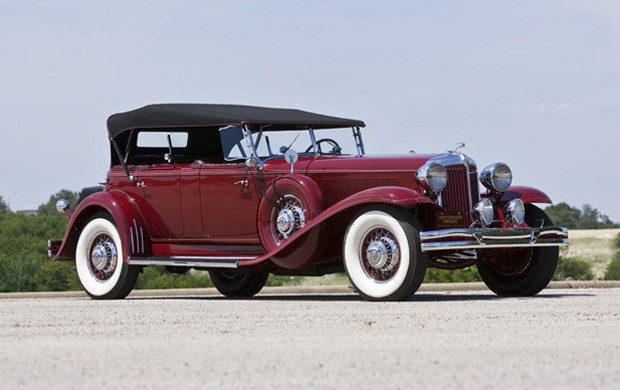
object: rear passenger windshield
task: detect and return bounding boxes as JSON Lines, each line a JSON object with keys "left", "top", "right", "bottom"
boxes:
{"left": 120, "top": 128, "right": 225, "bottom": 166}
{"left": 137, "top": 132, "right": 188, "bottom": 148}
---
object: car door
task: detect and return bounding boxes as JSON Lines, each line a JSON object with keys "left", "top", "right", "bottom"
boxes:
{"left": 199, "top": 162, "right": 262, "bottom": 240}
{"left": 131, "top": 163, "right": 184, "bottom": 238}
{"left": 127, "top": 131, "right": 190, "bottom": 238}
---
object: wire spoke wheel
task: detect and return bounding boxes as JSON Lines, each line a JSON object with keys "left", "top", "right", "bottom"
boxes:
{"left": 360, "top": 227, "right": 401, "bottom": 281}
{"left": 271, "top": 194, "right": 306, "bottom": 243}
{"left": 87, "top": 233, "right": 118, "bottom": 281}
{"left": 343, "top": 206, "right": 427, "bottom": 301}
{"left": 76, "top": 214, "right": 139, "bottom": 299}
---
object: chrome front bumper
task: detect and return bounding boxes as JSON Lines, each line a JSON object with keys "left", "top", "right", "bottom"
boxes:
{"left": 419, "top": 226, "right": 569, "bottom": 252}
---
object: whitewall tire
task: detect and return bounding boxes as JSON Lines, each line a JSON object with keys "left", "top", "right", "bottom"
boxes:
{"left": 343, "top": 206, "right": 427, "bottom": 301}
{"left": 75, "top": 215, "right": 139, "bottom": 299}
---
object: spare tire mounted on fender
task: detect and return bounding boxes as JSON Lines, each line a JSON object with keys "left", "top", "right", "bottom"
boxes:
{"left": 257, "top": 174, "right": 324, "bottom": 254}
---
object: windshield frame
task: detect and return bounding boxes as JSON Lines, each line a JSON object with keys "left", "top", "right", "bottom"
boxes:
{"left": 220, "top": 125, "right": 366, "bottom": 169}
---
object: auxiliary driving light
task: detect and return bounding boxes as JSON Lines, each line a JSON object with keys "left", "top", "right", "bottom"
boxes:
{"left": 504, "top": 198, "right": 525, "bottom": 225}
{"left": 472, "top": 198, "right": 494, "bottom": 226}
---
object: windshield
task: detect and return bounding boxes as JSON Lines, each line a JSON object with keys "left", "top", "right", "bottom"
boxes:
{"left": 219, "top": 126, "right": 363, "bottom": 162}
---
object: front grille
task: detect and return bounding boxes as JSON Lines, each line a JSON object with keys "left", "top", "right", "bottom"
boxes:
{"left": 440, "top": 166, "right": 479, "bottom": 227}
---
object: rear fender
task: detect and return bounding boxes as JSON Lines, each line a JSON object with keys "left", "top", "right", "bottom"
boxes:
{"left": 55, "top": 191, "right": 151, "bottom": 262}
{"left": 241, "top": 186, "right": 435, "bottom": 267}
{"left": 500, "top": 186, "right": 553, "bottom": 205}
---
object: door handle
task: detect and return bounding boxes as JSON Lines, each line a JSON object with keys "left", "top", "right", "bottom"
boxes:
{"left": 234, "top": 180, "right": 249, "bottom": 187}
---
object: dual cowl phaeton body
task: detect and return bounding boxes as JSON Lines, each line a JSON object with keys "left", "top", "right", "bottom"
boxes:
{"left": 49, "top": 104, "right": 568, "bottom": 301}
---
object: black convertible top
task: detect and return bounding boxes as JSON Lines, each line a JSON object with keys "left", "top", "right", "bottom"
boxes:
{"left": 107, "top": 104, "right": 365, "bottom": 138}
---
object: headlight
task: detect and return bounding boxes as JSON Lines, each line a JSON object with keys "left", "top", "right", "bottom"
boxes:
{"left": 472, "top": 198, "right": 494, "bottom": 226}
{"left": 55, "top": 199, "right": 70, "bottom": 213}
{"left": 480, "top": 163, "right": 512, "bottom": 192}
{"left": 504, "top": 198, "right": 525, "bottom": 225}
{"left": 416, "top": 162, "right": 447, "bottom": 193}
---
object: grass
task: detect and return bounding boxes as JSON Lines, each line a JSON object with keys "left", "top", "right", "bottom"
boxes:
{"left": 563, "top": 229, "right": 620, "bottom": 278}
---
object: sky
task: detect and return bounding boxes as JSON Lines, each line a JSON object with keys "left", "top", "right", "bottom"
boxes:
{"left": 1, "top": 0, "right": 620, "bottom": 221}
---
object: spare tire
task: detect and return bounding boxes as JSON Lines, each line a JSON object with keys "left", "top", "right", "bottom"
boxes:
{"left": 257, "top": 174, "right": 324, "bottom": 254}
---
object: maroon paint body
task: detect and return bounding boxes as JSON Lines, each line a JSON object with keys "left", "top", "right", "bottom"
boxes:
{"left": 55, "top": 149, "right": 553, "bottom": 273}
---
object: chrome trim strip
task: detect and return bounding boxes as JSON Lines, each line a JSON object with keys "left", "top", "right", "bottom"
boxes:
{"left": 128, "top": 256, "right": 251, "bottom": 268}
{"left": 420, "top": 227, "right": 569, "bottom": 252}
{"left": 129, "top": 226, "right": 135, "bottom": 254}
{"left": 132, "top": 219, "right": 139, "bottom": 254}
{"left": 421, "top": 241, "right": 569, "bottom": 251}
{"left": 140, "top": 227, "right": 144, "bottom": 254}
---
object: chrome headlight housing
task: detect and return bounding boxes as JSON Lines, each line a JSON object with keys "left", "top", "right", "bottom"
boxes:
{"left": 55, "top": 199, "right": 70, "bottom": 213}
{"left": 472, "top": 198, "right": 494, "bottom": 226}
{"left": 480, "top": 163, "right": 512, "bottom": 193}
{"left": 416, "top": 162, "right": 448, "bottom": 193}
{"left": 504, "top": 198, "right": 525, "bottom": 225}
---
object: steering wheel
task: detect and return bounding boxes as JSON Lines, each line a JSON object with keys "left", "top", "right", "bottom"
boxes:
{"left": 304, "top": 138, "right": 342, "bottom": 155}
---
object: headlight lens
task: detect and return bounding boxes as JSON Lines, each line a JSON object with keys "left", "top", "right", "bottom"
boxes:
{"left": 504, "top": 198, "right": 525, "bottom": 225}
{"left": 480, "top": 163, "right": 512, "bottom": 192}
{"left": 55, "top": 199, "right": 70, "bottom": 213}
{"left": 416, "top": 162, "right": 448, "bottom": 193}
{"left": 472, "top": 198, "right": 494, "bottom": 226}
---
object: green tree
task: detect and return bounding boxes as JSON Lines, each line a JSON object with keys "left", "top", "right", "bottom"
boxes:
{"left": 580, "top": 204, "right": 618, "bottom": 229}
{"left": 604, "top": 253, "right": 620, "bottom": 280}
{"left": 0, "top": 196, "right": 10, "bottom": 214}
{"left": 544, "top": 202, "right": 581, "bottom": 228}
{"left": 0, "top": 211, "right": 79, "bottom": 292}
{"left": 545, "top": 202, "right": 619, "bottom": 229}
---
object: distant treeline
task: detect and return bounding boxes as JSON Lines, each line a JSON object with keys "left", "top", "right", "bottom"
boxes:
{"left": 544, "top": 202, "right": 619, "bottom": 229}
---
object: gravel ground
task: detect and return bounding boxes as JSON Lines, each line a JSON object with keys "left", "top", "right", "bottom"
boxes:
{"left": 1, "top": 288, "right": 619, "bottom": 389}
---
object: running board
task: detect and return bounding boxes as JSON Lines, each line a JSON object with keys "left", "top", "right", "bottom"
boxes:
{"left": 127, "top": 256, "right": 254, "bottom": 269}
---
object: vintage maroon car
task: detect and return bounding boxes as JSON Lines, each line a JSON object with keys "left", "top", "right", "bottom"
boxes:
{"left": 49, "top": 104, "right": 568, "bottom": 300}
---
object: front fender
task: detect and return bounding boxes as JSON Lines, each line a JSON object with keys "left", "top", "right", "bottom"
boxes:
{"left": 240, "top": 186, "right": 435, "bottom": 267}
{"left": 500, "top": 186, "right": 553, "bottom": 205}
{"left": 55, "top": 191, "right": 151, "bottom": 262}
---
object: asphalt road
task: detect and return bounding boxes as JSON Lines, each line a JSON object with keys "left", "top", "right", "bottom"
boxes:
{"left": 1, "top": 287, "right": 619, "bottom": 389}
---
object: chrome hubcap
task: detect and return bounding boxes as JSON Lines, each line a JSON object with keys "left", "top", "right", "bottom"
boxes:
{"left": 366, "top": 240, "right": 389, "bottom": 268}
{"left": 88, "top": 234, "right": 118, "bottom": 281}
{"left": 360, "top": 228, "right": 400, "bottom": 280}
{"left": 276, "top": 209, "right": 296, "bottom": 236}
{"left": 91, "top": 245, "right": 110, "bottom": 271}
{"left": 272, "top": 195, "right": 306, "bottom": 242}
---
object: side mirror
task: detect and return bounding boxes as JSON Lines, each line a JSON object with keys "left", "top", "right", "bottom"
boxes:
{"left": 284, "top": 148, "right": 299, "bottom": 174}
